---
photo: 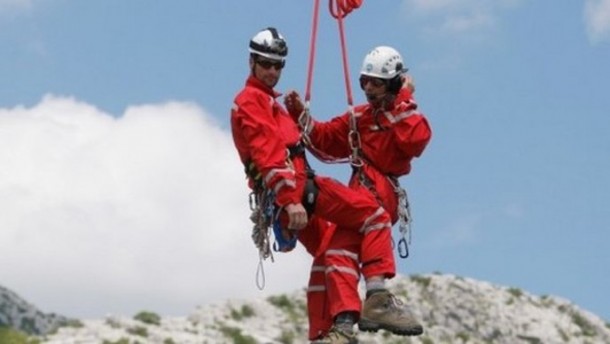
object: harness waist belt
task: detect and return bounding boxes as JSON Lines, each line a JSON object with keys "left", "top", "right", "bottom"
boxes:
{"left": 288, "top": 142, "right": 305, "bottom": 157}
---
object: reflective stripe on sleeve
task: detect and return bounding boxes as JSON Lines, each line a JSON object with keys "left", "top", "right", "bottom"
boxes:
{"left": 359, "top": 207, "right": 387, "bottom": 233}
{"left": 384, "top": 109, "right": 416, "bottom": 124}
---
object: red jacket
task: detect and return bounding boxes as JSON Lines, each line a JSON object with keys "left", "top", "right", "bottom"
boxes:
{"left": 231, "top": 76, "right": 307, "bottom": 207}
{"left": 308, "top": 89, "right": 431, "bottom": 222}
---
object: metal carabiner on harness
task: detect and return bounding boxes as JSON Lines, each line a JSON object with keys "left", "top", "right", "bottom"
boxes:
{"left": 395, "top": 184, "right": 413, "bottom": 259}
{"left": 347, "top": 107, "right": 363, "bottom": 168}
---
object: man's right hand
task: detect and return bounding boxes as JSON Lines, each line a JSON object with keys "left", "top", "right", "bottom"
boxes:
{"left": 284, "top": 203, "right": 308, "bottom": 231}
{"left": 283, "top": 90, "right": 305, "bottom": 123}
{"left": 402, "top": 74, "right": 415, "bottom": 93}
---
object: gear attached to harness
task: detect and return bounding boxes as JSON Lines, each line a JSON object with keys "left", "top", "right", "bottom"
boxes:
{"left": 244, "top": 144, "right": 319, "bottom": 289}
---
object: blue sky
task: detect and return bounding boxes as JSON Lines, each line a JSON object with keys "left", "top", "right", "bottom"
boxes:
{"left": 1, "top": 0, "right": 609, "bottom": 322}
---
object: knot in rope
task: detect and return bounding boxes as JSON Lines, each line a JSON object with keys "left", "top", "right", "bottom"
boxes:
{"left": 329, "top": 0, "right": 363, "bottom": 18}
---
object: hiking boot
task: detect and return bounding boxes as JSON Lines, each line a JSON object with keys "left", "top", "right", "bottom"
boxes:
{"left": 358, "top": 290, "right": 423, "bottom": 336}
{"left": 310, "top": 325, "right": 358, "bottom": 344}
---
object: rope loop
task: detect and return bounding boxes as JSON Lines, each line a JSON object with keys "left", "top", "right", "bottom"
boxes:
{"left": 255, "top": 258, "right": 266, "bottom": 290}
{"left": 329, "top": 0, "right": 362, "bottom": 19}
{"left": 329, "top": 0, "right": 347, "bottom": 19}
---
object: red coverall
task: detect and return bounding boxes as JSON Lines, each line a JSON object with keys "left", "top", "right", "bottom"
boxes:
{"left": 231, "top": 75, "right": 394, "bottom": 339}
{"left": 303, "top": 87, "right": 432, "bottom": 333}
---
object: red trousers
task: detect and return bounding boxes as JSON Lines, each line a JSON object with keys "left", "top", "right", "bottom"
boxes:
{"left": 296, "top": 176, "right": 395, "bottom": 339}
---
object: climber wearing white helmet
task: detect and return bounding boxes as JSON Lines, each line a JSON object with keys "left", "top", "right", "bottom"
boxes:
{"left": 285, "top": 45, "right": 432, "bottom": 341}
{"left": 358, "top": 46, "right": 412, "bottom": 107}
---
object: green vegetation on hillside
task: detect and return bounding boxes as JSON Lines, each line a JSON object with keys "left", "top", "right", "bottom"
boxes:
{"left": 0, "top": 326, "right": 40, "bottom": 344}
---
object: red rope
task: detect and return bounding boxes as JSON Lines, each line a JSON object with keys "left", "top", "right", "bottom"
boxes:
{"left": 305, "top": 0, "right": 356, "bottom": 107}
{"left": 330, "top": 0, "right": 362, "bottom": 18}
{"left": 330, "top": 0, "right": 354, "bottom": 106}
{"left": 305, "top": 0, "right": 321, "bottom": 103}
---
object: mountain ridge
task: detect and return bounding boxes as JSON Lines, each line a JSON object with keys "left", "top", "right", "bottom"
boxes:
{"left": 3, "top": 273, "right": 610, "bottom": 343}
{"left": 0, "top": 284, "right": 70, "bottom": 336}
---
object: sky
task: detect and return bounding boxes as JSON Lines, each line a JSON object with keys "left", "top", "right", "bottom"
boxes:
{"left": 1, "top": 0, "right": 609, "bottom": 323}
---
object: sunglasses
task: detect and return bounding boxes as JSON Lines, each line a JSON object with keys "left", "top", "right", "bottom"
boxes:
{"left": 256, "top": 59, "right": 285, "bottom": 70}
{"left": 359, "top": 75, "right": 387, "bottom": 88}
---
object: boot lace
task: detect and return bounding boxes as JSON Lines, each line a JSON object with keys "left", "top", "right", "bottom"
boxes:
{"left": 384, "top": 292, "right": 415, "bottom": 318}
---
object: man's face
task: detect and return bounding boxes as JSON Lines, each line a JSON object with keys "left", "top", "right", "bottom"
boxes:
{"left": 359, "top": 75, "right": 388, "bottom": 107}
{"left": 251, "top": 56, "right": 285, "bottom": 88}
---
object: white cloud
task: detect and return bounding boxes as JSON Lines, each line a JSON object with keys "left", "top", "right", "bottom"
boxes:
{"left": 409, "top": 0, "right": 456, "bottom": 12}
{"left": 584, "top": 0, "right": 610, "bottom": 44}
{"left": 503, "top": 203, "right": 525, "bottom": 219}
{"left": 0, "top": 95, "right": 311, "bottom": 318}
{"left": 428, "top": 213, "right": 482, "bottom": 249}
{"left": 0, "top": 0, "right": 32, "bottom": 11}
{"left": 404, "top": 0, "right": 522, "bottom": 36}
{"left": 438, "top": 8, "right": 494, "bottom": 34}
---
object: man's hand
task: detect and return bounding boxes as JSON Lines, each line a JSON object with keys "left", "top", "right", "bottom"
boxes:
{"left": 284, "top": 203, "right": 308, "bottom": 231}
{"left": 283, "top": 90, "right": 305, "bottom": 122}
{"left": 284, "top": 91, "right": 313, "bottom": 131}
{"left": 402, "top": 74, "right": 415, "bottom": 94}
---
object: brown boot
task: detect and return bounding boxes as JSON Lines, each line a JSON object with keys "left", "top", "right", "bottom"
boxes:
{"left": 310, "top": 325, "right": 359, "bottom": 344}
{"left": 358, "top": 290, "right": 423, "bottom": 336}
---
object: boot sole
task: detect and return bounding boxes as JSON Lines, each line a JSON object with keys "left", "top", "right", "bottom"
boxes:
{"left": 358, "top": 318, "right": 423, "bottom": 336}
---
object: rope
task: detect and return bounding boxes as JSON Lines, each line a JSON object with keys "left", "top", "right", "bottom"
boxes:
{"left": 330, "top": 0, "right": 355, "bottom": 107}
{"left": 330, "top": 0, "right": 363, "bottom": 168}
{"left": 305, "top": 0, "right": 321, "bottom": 104}
{"left": 301, "top": 0, "right": 361, "bottom": 167}
{"left": 304, "top": 0, "right": 357, "bottom": 109}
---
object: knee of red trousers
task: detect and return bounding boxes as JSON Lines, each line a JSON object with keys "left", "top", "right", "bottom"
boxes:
{"left": 360, "top": 227, "right": 396, "bottom": 279}
{"left": 298, "top": 216, "right": 336, "bottom": 258}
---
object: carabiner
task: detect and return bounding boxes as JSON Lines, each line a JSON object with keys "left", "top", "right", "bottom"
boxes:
{"left": 398, "top": 237, "right": 409, "bottom": 258}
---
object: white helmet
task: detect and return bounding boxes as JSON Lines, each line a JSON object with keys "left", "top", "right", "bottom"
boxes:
{"left": 249, "top": 27, "right": 288, "bottom": 61}
{"left": 360, "top": 46, "right": 406, "bottom": 80}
